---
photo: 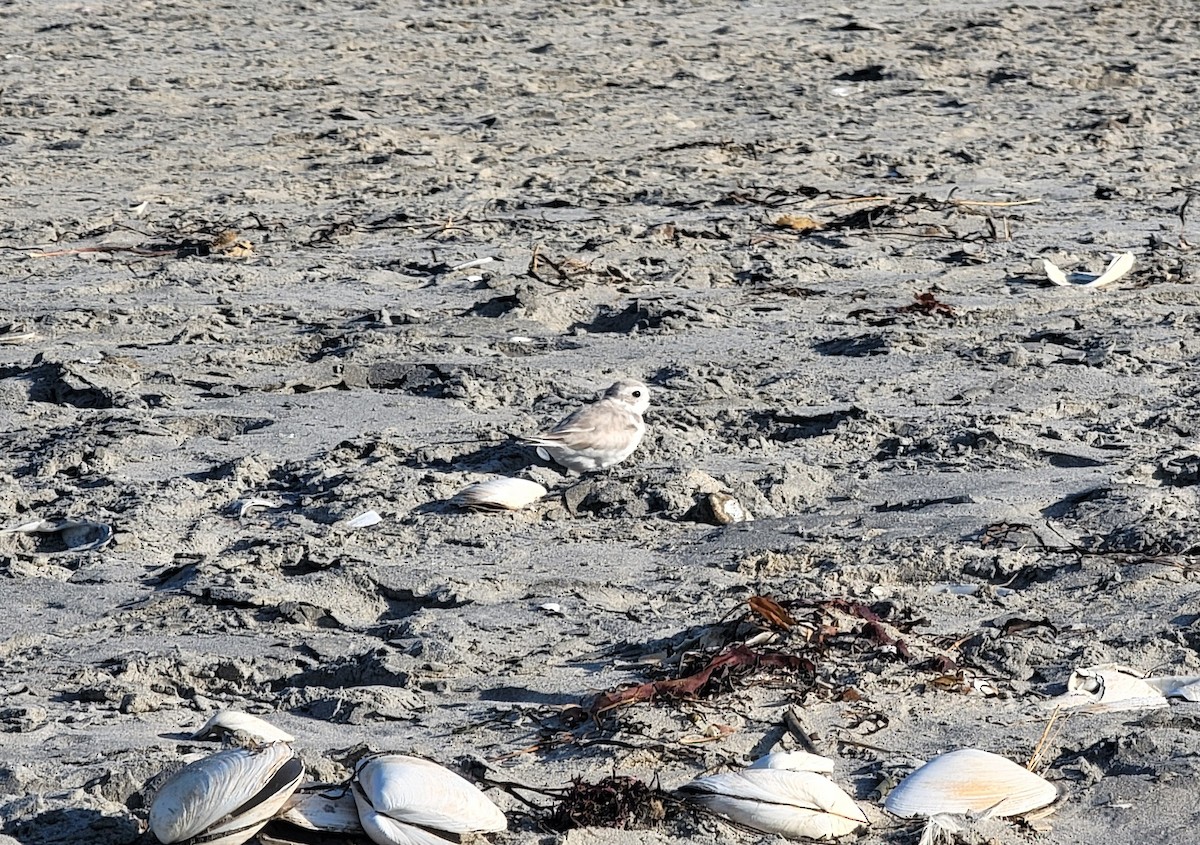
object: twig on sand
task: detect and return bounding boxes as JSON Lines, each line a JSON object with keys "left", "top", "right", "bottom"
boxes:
{"left": 26, "top": 230, "right": 253, "bottom": 259}
{"left": 949, "top": 198, "right": 1041, "bottom": 208}
{"left": 1027, "top": 706, "right": 1065, "bottom": 774}
{"left": 819, "top": 194, "right": 896, "bottom": 205}
{"left": 835, "top": 736, "right": 895, "bottom": 755}
{"left": 29, "top": 244, "right": 178, "bottom": 258}
{"left": 783, "top": 706, "right": 821, "bottom": 755}
{"left": 468, "top": 770, "right": 562, "bottom": 811}
{"left": 528, "top": 242, "right": 544, "bottom": 281}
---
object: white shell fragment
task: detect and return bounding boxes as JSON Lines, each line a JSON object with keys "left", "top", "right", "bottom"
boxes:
{"left": 884, "top": 748, "right": 1057, "bottom": 819}
{"left": 930, "top": 582, "right": 1015, "bottom": 599}
{"left": 352, "top": 754, "right": 507, "bottom": 845}
{"left": 451, "top": 256, "right": 496, "bottom": 272}
{"left": 0, "top": 322, "right": 37, "bottom": 344}
{"left": 1054, "top": 664, "right": 1167, "bottom": 712}
{"left": 1051, "top": 663, "right": 1200, "bottom": 712}
{"left": 342, "top": 509, "right": 383, "bottom": 529}
{"left": 452, "top": 477, "right": 547, "bottom": 512}
{"left": 279, "top": 788, "right": 365, "bottom": 834}
{"left": 682, "top": 768, "right": 867, "bottom": 840}
{"left": 748, "top": 750, "right": 836, "bottom": 774}
{"left": 916, "top": 814, "right": 967, "bottom": 845}
{"left": 149, "top": 743, "right": 304, "bottom": 845}
{"left": 1043, "top": 251, "right": 1134, "bottom": 288}
{"left": 0, "top": 518, "right": 114, "bottom": 552}
{"left": 190, "top": 710, "right": 296, "bottom": 745}
{"left": 1150, "top": 676, "right": 1200, "bottom": 702}
{"left": 231, "top": 498, "right": 280, "bottom": 519}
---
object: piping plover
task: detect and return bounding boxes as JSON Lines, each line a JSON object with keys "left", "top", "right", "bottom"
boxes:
{"left": 522, "top": 379, "right": 650, "bottom": 473}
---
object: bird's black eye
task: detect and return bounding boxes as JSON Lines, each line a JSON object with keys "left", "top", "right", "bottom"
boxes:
{"left": 632, "top": 390, "right": 642, "bottom": 398}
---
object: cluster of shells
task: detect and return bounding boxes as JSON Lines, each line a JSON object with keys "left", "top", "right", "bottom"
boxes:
{"left": 680, "top": 747, "right": 1058, "bottom": 842}
{"left": 150, "top": 712, "right": 506, "bottom": 845}
{"left": 155, "top": 655, "right": 1200, "bottom": 844}
{"left": 146, "top": 710, "right": 1078, "bottom": 845}
{"left": 681, "top": 750, "right": 869, "bottom": 840}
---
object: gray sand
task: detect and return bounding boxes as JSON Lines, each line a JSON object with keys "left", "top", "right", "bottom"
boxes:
{"left": 2, "top": 1, "right": 1199, "bottom": 843}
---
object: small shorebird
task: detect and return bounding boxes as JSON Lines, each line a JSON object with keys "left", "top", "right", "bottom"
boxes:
{"left": 522, "top": 379, "right": 650, "bottom": 473}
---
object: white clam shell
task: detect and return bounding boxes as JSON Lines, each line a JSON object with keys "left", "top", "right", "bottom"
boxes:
{"left": 748, "top": 750, "right": 836, "bottom": 774}
{"left": 1054, "top": 663, "right": 1168, "bottom": 712}
{"left": 190, "top": 710, "right": 296, "bottom": 744}
{"left": 884, "top": 748, "right": 1057, "bottom": 819}
{"left": 278, "top": 788, "right": 365, "bottom": 834}
{"left": 352, "top": 755, "right": 507, "bottom": 844}
{"left": 149, "top": 743, "right": 304, "bottom": 845}
{"left": 452, "top": 477, "right": 547, "bottom": 512}
{"left": 682, "top": 769, "right": 867, "bottom": 840}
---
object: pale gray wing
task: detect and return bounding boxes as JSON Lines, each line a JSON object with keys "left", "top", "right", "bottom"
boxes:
{"left": 524, "top": 403, "right": 639, "bottom": 452}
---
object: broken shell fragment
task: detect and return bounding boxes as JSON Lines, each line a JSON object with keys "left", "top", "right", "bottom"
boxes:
{"left": 1043, "top": 251, "right": 1134, "bottom": 288}
{"left": 0, "top": 322, "right": 37, "bottom": 344}
{"left": 342, "top": 509, "right": 383, "bottom": 529}
{"left": 149, "top": 743, "right": 304, "bottom": 845}
{"left": 0, "top": 518, "right": 113, "bottom": 553}
{"left": 1050, "top": 663, "right": 1200, "bottom": 711}
{"left": 884, "top": 748, "right": 1057, "bottom": 819}
{"left": 681, "top": 768, "right": 867, "bottom": 840}
{"left": 352, "top": 754, "right": 507, "bottom": 845}
{"left": 1053, "top": 664, "right": 1168, "bottom": 712}
{"left": 452, "top": 477, "right": 547, "bottom": 512}
{"left": 190, "top": 710, "right": 296, "bottom": 745}
{"left": 278, "top": 788, "right": 365, "bottom": 834}
{"left": 230, "top": 498, "right": 280, "bottom": 519}
{"left": 1149, "top": 675, "right": 1200, "bottom": 702}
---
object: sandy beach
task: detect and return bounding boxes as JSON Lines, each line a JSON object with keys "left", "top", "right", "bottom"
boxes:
{"left": 2, "top": 1, "right": 1200, "bottom": 843}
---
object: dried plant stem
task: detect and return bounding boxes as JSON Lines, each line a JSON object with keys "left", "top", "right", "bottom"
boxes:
{"left": 1027, "top": 706, "right": 1063, "bottom": 773}
{"left": 950, "top": 198, "right": 1041, "bottom": 208}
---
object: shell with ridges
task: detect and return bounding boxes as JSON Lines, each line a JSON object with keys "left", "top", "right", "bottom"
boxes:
{"left": 352, "top": 755, "right": 506, "bottom": 844}
{"left": 452, "top": 477, "right": 547, "bottom": 512}
{"left": 682, "top": 769, "right": 867, "bottom": 840}
{"left": 149, "top": 742, "right": 304, "bottom": 845}
{"left": 884, "top": 748, "right": 1057, "bottom": 819}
